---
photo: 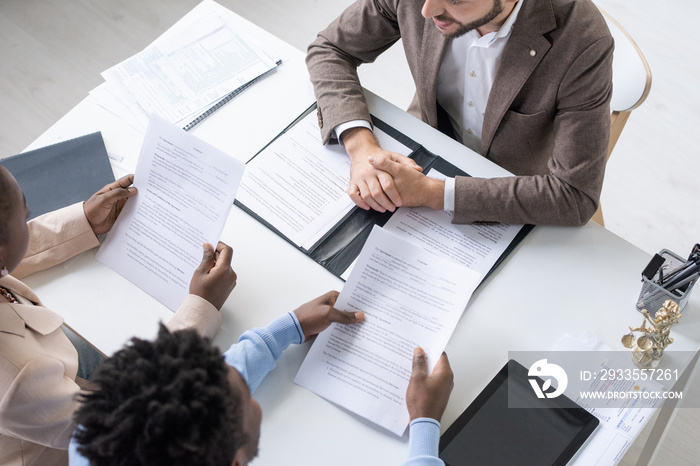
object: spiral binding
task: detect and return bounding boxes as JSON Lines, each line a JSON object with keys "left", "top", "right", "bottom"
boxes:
{"left": 182, "top": 60, "right": 282, "bottom": 131}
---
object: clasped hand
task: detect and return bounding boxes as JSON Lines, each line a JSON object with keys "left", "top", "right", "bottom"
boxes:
{"left": 343, "top": 128, "right": 444, "bottom": 212}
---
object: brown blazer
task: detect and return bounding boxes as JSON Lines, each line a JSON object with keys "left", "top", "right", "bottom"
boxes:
{"left": 307, "top": 0, "right": 613, "bottom": 225}
{"left": 0, "top": 203, "right": 222, "bottom": 466}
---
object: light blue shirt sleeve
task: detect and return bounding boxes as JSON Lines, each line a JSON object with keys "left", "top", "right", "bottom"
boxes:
{"left": 69, "top": 431, "right": 90, "bottom": 466}
{"left": 223, "top": 312, "right": 304, "bottom": 393}
{"left": 402, "top": 418, "right": 445, "bottom": 466}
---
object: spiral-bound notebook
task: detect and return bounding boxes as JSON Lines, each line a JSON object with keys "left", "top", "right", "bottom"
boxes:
{"left": 182, "top": 59, "right": 282, "bottom": 132}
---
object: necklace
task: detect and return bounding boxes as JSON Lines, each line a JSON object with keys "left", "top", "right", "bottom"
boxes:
{"left": 0, "top": 286, "right": 19, "bottom": 304}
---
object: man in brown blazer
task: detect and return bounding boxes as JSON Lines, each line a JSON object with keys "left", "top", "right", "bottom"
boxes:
{"left": 307, "top": 0, "right": 613, "bottom": 226}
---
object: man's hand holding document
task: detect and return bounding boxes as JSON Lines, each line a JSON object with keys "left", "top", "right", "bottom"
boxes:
{"left": 97, "top": 114, "right": 245, "bottom": 310}
{"left": 295, "top": 226, "right": 480, "bottom": 435}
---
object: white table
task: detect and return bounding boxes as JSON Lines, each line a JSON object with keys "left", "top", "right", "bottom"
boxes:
{"left": 18, "top": 12, "right": 700, "bottom": 466}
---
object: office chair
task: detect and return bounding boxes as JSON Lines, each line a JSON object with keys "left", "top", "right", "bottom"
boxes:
{"left": 592, "top": 7, "right": 652, "bottom": 227}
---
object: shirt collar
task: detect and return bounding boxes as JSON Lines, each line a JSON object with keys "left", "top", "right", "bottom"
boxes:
{"left": 484, "top": 0, "right": 524, "bottom": 45}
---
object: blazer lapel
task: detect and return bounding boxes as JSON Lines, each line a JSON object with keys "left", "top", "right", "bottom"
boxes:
{"left": 0, "top": 305, "right": 26, "bottom": 336}
{"left": 419, "top": 20, "right": 449, "bottom": 127}
{"left": 12, "top": 304, "right": 65, "bottom": 335}
{"left": 481, "top": 0, "right": 557, "bottom": 154}
{"left": 0, "top": 275, "right": 42, "bottom": 305}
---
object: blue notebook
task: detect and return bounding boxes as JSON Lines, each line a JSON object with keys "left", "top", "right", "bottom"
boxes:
{"left": 1, "top": 132, "right": 115, "bottom": 220}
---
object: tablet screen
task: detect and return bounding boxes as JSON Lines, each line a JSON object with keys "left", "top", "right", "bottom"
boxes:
{"left": 439, "top": 360, "right": 598, "bottom": 466}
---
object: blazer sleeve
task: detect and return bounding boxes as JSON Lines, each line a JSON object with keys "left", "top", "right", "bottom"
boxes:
{"left": 0, "top": 355, "right": 81, "bottom": 449}
{"left": 166, "top": 294, "right": 222, "bottom": 339}
{"left": 307, "top": 0, "right": 402, "bottom": 144}
{"left": 453, "top": 36, "right": 614, "bottom": 226}
{"left": 12, "top": 203, "right": 100, "bottom": 279}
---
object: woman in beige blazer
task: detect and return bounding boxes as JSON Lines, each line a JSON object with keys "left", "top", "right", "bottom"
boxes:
{"left": 0, "top": 165, "right": 237, "bottom": 466}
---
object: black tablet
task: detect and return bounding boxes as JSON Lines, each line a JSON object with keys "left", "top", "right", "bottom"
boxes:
{"left": 439, "top": 360, "right": 599, "bottom": 466}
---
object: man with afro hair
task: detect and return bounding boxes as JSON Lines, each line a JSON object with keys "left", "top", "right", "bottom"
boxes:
{"left": 69, "top": 290, "right": 454, "bottom": 465}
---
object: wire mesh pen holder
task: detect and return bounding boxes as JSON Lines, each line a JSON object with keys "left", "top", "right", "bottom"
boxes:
{"left": 637, "top": 249, "right": 697, "bottom": 316}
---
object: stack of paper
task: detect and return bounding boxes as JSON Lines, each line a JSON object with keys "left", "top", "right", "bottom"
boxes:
{"left": 90, "top": 0, "right": 279, "bottom": 133}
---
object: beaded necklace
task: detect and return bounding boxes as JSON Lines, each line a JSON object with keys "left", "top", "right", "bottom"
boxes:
{"left": 0, "top": 286, "right": 19, "bottom": 304}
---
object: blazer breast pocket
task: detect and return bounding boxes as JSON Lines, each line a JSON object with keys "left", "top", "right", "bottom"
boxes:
{"left": 490, "top": 109, "right": 553, "bottom": 176}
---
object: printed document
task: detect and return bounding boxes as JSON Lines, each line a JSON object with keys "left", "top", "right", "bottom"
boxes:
{"left": 555, "top": 334, "right": 658, "bottom": 466}
{"left": 236, "top": 111, "right": 412, "bottom": 249}
{"left": 382, "top": 187, "right": 521, "bottom": 278}
{"left": 94, "top": 0, "right": 279, "bottom": 131}
{"left": 339, "top": 171, "right": 522, "bottom": 280}
{"left": 294, "top": 226, "right": 480, "bottom": 435}
{"left": 97, "top": 114, "right": 245, "bottom": 310}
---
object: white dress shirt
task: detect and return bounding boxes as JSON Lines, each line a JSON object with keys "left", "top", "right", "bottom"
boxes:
{"left": 335, "top": 1, "right": 524, "bottom": 214}
{"left": 436, "top": 0, "right": 523, "bottom": 153}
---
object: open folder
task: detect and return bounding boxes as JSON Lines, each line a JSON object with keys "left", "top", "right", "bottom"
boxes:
{"left": 235, "top": 105, "right": 533, "bottom": 282}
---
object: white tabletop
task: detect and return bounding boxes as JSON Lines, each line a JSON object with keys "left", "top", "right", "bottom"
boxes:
{"left": 18, "top": 13, "right": 700, "bottom": 466}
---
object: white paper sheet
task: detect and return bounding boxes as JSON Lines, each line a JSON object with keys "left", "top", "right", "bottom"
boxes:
{"left": 382, "top": 173, "right": 521, "bottom": 277}
{"left": 338, "top": 171, "right": 522, "bottom": 280}
{"left": 294, "top": 226, "right": 480, "bottom": 435}
{"left": 236, "top": 111, "right": 412, "bottom": 249}
{"left": 96, "top": 114, "right": 244, "bottom": 311}
{"left": 98, "top": 1, "right": 279, "bottom": 131}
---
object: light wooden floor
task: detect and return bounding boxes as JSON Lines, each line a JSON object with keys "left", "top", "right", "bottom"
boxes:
{"left": 1, "top": 0, "right": 698, "bottom": 464}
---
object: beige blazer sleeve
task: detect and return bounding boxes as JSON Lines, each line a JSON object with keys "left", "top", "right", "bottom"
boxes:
{"left": 13, "top": 202, "right": 223, "bottom": 336}
{"left": 12, "top": 203, "right": 99, "bottom": 279}
{"left": 167, "top": 294, "right": 223, "bottom": 339}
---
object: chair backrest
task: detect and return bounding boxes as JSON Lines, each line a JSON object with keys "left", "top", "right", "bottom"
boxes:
{"left": 591, "top": 7, "right": 652, "bottom": 226}
{"left": 598, "top": 6, "right": 652, "bottom": 159}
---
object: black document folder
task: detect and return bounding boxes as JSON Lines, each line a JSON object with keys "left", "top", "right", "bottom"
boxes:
{"left": 1, "top": 132, "right": 115, "bottom": 220}
{"left": 235, "top": 106, "right": 532, "bottom": 281}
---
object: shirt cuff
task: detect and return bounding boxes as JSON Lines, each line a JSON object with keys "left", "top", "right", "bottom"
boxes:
{"left": 259, "top": 312, "right": 305, "bottom": 355}
{"left": 334, "top": 120, "right": 372, "bottom": 146}
{"left": 443, "top": 177, "right": 455, "bottom": 213}
{"left": 408, "top": 418, "right": 441, "bottom": 458}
